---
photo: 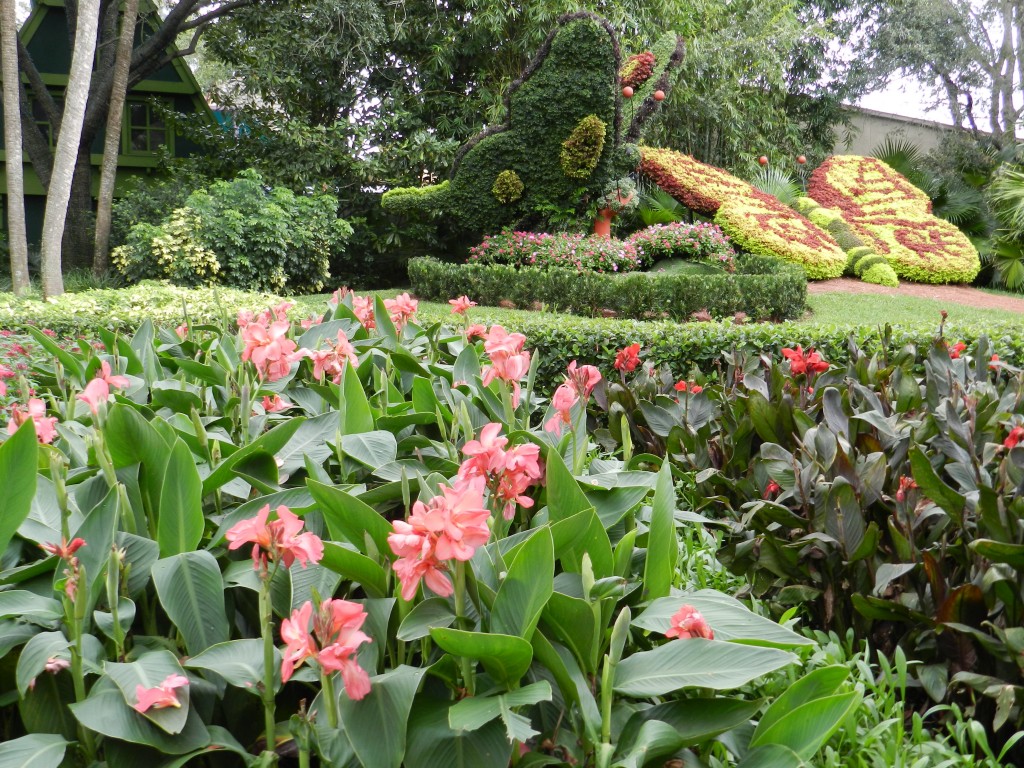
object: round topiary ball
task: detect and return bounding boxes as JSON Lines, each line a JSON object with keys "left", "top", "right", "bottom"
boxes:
{"left": 492, "top": 170, "right": 525, "bottom": 204}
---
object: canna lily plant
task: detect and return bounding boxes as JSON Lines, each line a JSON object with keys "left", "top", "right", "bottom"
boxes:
{"left": 0, "top": 291, "right": 859, "bottom": 768}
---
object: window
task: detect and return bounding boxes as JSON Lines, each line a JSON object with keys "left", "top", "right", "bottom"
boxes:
{"left": 123, "top": 100, "right": 170, "bottom": 154}
{"left": 32, "top": 95, "right": 63, "bottom": 149}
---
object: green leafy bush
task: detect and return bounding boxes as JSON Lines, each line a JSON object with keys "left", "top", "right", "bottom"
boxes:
{"left": 626, "top": 221, "right": 736, "bottom": 271}
{"left": 410, "top": 253, "right": 806, "bottom": 322}
{"left": 113, "top": 170, "right": 351, "bottom": 293}
{"left": 110, "top": 162, "right": 212, "bottom": 249}
{"left": 491, "top": 169, "right": 524, "bottom": 203}
{"left": 468, "top": 230, "right": 644, "bottom": 273}
{"left": 560, "top": 114, "right": 607, "bottom": 179}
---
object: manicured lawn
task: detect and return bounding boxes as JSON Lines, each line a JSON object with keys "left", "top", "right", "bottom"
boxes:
{"left": 799, "top": 290, "right": 1022, "bottom": 326}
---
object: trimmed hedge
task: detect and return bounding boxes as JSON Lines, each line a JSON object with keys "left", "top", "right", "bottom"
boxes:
{"left": 408, "top": 254, "right": 807, "bottom": 321}
{"left": 2, "top": 283, "right": 1022, "bottom": 393}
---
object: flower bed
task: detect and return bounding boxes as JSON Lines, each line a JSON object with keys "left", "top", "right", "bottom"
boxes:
{"left": 410, "top": 252, "right": 807, "bottom": 321}
{"left": 625, "top": 221, "right": 736, "bottom": 271}
{"left": 469, "top": 229, "right": 645, "bottom": 273}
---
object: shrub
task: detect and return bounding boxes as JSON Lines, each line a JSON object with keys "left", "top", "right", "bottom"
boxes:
{"left": 112, "top": 170, "right": 350, "bottom": 293}
{"left": 797, "top": 197, "right": 901, "bottom": 287}
{"left": 625, "top": 221, "right": 736, "bottom": 271}
{"left": 641, "top": 146, "right": 847, "bottom": 279}
{"left": 491, "top": 170, "right": 524, "bottom": 203}
{"left": 560, "top": 114, "right": 607, "bottom": 179}
{"left": 410, "top": 253, "right": 806, "bottom": 322}
{"left": 468, "top": 230, "right": 644, "bottom": 273}
{"left": 110, "top": 162, "right": 211, "bottom": 249}
{"left": 808, "top": 155, "right": 982, "bottom": 284}
{"left": 619, "top": 51, "right": 655, "bottom": 88}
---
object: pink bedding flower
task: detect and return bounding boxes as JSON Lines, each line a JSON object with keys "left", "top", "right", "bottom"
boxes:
{"left": 8, "top": 398, "right": 58, "bottom": 443}
{"left": 226, "top": 504, "right": 323, "bottom": 570}
{"left": 665, "top": 605, "right": 714, "bottom": 640}
{"left": 280, "top": 598, "right": 372, "bottom": 700}
{"left": 388, "top": 478, "right": 490, "bottom": 600}
{"left": 133, "top": 674, "right": 190, "bottom": 713}
{"left": 449, "top": 295, "right": 477, "bottom": 315}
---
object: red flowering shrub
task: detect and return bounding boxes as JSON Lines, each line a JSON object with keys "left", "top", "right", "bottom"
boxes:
{"left": 640, "top": 147, "right": 846, "bottom": 279}
{"left": 469, "top": 230, "right": 644, "bottom": 273}
{"left": 807, "top": 155, "right": 981, "bottom": 284}
{"left": 620, "top": 51, "right": 656, "bottom": 88}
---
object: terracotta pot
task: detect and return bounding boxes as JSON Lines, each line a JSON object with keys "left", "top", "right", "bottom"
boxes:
{"left": 593, "top": 208, "right": 615, "bottom": 238}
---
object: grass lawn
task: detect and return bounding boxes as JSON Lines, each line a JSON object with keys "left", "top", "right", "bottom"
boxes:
{"left": 798, "top": 291, "right": 1022, "bottom": 326}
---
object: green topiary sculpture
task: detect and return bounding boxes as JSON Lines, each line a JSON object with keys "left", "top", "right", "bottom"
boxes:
{"left": 381, "top": 12, "right": 684, "bottom": 238}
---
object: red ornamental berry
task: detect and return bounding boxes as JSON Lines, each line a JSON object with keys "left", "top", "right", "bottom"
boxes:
{"left": 622, "top": 86, "right": 634, "bottom": 98}
{"left": 653, "top": 90, "right": 665, "bottom": 101}
{"left": 758, "top": 156, "right": 768, "bottom": 166}
{"left": 797, "top": 155, "right": 807, "bottom": 165}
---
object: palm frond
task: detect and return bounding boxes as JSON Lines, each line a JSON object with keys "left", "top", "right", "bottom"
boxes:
{"left": 986, "top": 237, "right": 1024, "bottom": 291}
{"left": 748, "top": 167, "right": 801, "bottom": 207}
{"left": 638, "top": 189, "right": 686, "bottom": 225}
{"left": 987, "top": 164, "right": 1024, "bottom": 239}
{"left": 870, "top": 136, "right": 935, "bottom": 192}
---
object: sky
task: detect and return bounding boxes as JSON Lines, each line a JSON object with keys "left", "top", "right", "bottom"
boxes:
{"left": 856, "top": 78, "right": 953, "bottom": 124}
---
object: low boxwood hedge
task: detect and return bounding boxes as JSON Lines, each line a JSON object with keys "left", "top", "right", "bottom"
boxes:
{"left": 408, "top": 253, "right": 807, "bottom": 322}
{"left": 2, "top": 282, "right": 1021, "bottom": 391}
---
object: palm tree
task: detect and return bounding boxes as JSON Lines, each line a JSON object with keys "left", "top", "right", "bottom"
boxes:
{"left": 1, "top": 0, "right": 29, "bottom": 294}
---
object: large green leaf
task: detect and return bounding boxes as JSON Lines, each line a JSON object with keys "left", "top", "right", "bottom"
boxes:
{"left": 202, "top": 417, "right": 305, "bottom": 495}
{"left": 157, "top": 439, "right": 204, "bottom": 557}
{"left": 405, "top": 697, "right": 513, "bottom": 768}
{"left": 970, "top": 539, "right": 1024, "bottom": 568}
{"left": 0, "top": 420, "right": 38, "bottom": 554}
{"left": 185, "top": 639, "right": 278, "bottom": 696}
{"left": 614, "top": 639, "right": 796, "bottom": 696}
{"left": 335, "top": 666, "right": 425, "bottom": 768}
{"left": 618, "top": 697, "right": 764, "bottom": 749}
{"left": 70, "top": 676, "right": 210, "bottom": 754}
{"left": 545, "top": 450, "right": 593, "bottom": 522}
{"left": 541, "top": 591, "right": 597, "bottom": 674}
{"left": 734, "top": 744, "right": 804, "bottom": 768}
{"left": 68, "top": 484, "right": 119, "bottom": 604}
{"left": 909, "top": 445, "right": 965, "bottom": 523}
{"left": 0, "top": 590, "right": 63, "bottom": 622}
{"left": 752, "top": 665, "right": 849, "bottom": 740}
{"left": 449, "top": 681, "right": 552, "bottom": 742}
{"left": 397, "top": 598, "right": 457, "bottom": 641}
{"left": 633, "top": 591, "right": 813, "bottom": 649}
{"left": 341, "top": 431, "right": 399, "bottom": 469}
{"left": 491, "top": 527, "right": 553, "bottom": 640}
{"left": 0, "top": 733, "right": 68, "bottom": 768}
{"left": 752, "top": 691, "right": 860, "bottom": 759}
{"left": 275, "top": 412, "right": 338, "bottom": 476}
{"left": 643, "top": 462, "right": 677, "bottom": 601}
{"left": 430, "top": 628, "right": 533, "bottom": 687}
{"left": 530, "top": 631, "right": 601, "bottom": 740}
{"left": 105, "top": 651, "right": 191, "bottom": 735}
{"left": 320, "top": 542, "right": 388, "bottom": 598}
{"left": 339, "top": 362, "right": 375, "bottom": 433}
{"left": 611, "top": 720, "right": 686, "bottom": 768}
{"left": 151, "top": 552, "right": 229, "bottom": 656}
{"left": 308, "top": 479, "right": 391, "bottom": 554}
{"left": 16, "top": 631, "right": 70, "bottom": 696}
{"left": 25, "top": 326, "right": 84, "bottom": 382}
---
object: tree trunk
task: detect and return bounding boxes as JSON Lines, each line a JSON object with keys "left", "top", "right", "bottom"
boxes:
{"left": 1, "top": 0, "right": 28, "bottom": 294}
{"left": 39, "top": 0, "right": 100, "bottom": 298}
{"left": 93, "top": 0, "right": 138, "bottom": 277}
{"left": 61, "top": 144, "right": 95, "bottom": 271}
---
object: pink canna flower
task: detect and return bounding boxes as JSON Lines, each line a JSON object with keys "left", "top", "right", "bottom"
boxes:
{"left": 458, "top": 424, "right": 543, "bottom": 519}
{"left": 175, "top": 324, "right": 188, "bottom": 340}
{"left": 241, "top": 320, "right": 299, "bottom": 382}
{"left": 384, "top": 293, "right": 418, "bottom": 330}
{"left": 300, "top": 314, "right": 324, "bottom": 331}
{"left": 77, "top": 378, "right": 110, "bottom": 416}
{"left": 449, "top": 295, "right": 477, "bottom": 315}
{"left": 665, "top": 605, "right": 714, "bottom": 640}
{"left": 465, "top": 324, "right": 488, "bottom": 341}
{"left": 483, "top": 326, "right": 526, "bottom": 358}
{"left": 225, "top": 504, "right": 324, "bottom": 570}
{"left": 98, "top": 361, "right": 130, "bottom": 390}
{"left": 39, "top": 537, "right": 86, "bottom": 560}
{"left": 544, "top": 382, "right": 579, "bottom": 435}
{"left": 262, "top": 394, "right": 290, "bottom": 413}
{"left": 565, "top": 361, "right": 601, "bottom": 398}
{"left": 0, "top": 380, "right": 5, "bottom": 397}
{"left": 280, "top": 598, "right": 372, "bottom": 700}
{"left": 133, "top": 674, "right": 190, "bottom": 713}
{"left": 307, "top": 330, "right": 358, "bottom": 384}
{"left": 352, "top": 296, "right": 376, "bottom": 331}
{"left": 481, "top": 329, "right": 532, "bottom": 407}
{"left": 329, "top": 287, "right": 351, "bottom": 306}
{"left": 44, "top": 656, "right": 70, "bottom": 674}
{"left": 8, "top": 398, "right": 58, "bottom": 443}
{"left": 388, "top": 478, "right": 491, "bottom": 600}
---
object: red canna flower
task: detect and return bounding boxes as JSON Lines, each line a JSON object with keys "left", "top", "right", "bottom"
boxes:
{"left": 614, "top": 344, "right": 642, "bottom": 373}
{"left": 896, "top": 475, "right": 918, "bottom": 503}
{"left": 665, "top": 605, "right": 714, "bottom": 640}
{"left": 989, "top": 354, "right": 1000, "bottom": 370}
{"left": 762, "top": 480, "right": 781, "bottom": 499}
{"left": 781, "top": 346, "right": 829, "bottom": 376}
{"left": 1005, "top": 426, "right": 1024, "bottom": 449}
{"left": 40, "top": 537, "right": 86, "bottom": 560}
{"left": 949, "top": 342, "right": 967, "bottom": 359}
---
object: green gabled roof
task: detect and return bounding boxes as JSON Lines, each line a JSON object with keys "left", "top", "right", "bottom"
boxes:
{"left": 16, "top": 0, "right": 211, "bottom": 105}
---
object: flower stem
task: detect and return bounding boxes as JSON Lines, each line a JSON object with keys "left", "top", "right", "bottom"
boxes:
{"left": 453, "top": 560, "right": 475, "bottom": 696}
{"left": 320, "top": 670, "right": 339, "bottom": 729}
{"left": 69, "top": 572, "right": 96, "bottom": 762}
{"left": 258, "top": 580, "right": 277, "bottom": 759}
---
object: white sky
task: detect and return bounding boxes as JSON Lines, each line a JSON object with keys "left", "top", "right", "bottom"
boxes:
{"left": 856, "top": 78, "right": 953, "bottom": 124}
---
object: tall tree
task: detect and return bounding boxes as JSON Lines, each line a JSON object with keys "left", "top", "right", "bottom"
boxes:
{"left": 1, "top": 0, "right": 28, "bottom": 293}
{"left": 39, "top": 0, "right": 100, "bottom": 297}
{"left": 93, "top": 0, "right": 139, "bottom": 276}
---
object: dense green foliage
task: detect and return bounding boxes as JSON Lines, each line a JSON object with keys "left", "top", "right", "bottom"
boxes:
{"left": 112, "top": 171, "right": 351, "bottom": 293}
{"left": 410, "top": 254, "right": 807, "bottom": 322}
